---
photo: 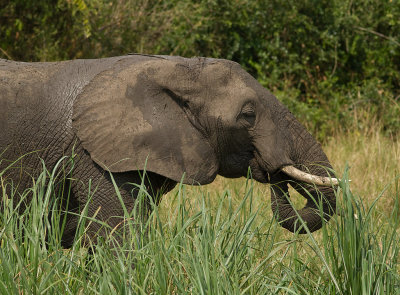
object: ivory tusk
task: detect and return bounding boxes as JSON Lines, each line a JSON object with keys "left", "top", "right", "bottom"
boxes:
{"left": 281, "top": 165, "right": 339, "bottom": 186}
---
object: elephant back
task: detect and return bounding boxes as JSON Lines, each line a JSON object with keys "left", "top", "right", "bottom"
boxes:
{"left": 0, "top": 56, "right": 161, "bottom": 182}
{"left": 0, "top": 58, "right": 113, "bottom": 185}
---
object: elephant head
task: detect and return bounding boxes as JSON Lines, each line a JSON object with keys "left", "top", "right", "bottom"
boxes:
{"left": 73, "top": 55, "right": 337, "bottom": 233}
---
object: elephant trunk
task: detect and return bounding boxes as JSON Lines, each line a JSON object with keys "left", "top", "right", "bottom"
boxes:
{"left": 270, "top": 175, "right": 336, "bottom": 233}
{"left": 270, "top": 114, "right": 337, "bottom": 233}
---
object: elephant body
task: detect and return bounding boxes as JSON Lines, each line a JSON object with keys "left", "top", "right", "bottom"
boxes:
{"left": 0, "top": 56, "right": 177, "bottom": 246}
{"left": 0, "top": 55, "right": 336, "bottom": 246}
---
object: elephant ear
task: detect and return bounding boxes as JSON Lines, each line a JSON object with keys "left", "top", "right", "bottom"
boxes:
{"left": 72, "top": 57, "right": 218, "bottom": 185}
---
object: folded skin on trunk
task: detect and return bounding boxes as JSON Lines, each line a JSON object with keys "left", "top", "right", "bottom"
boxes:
{"left": 270, "top": 113, "right": 337, "bottom": 233}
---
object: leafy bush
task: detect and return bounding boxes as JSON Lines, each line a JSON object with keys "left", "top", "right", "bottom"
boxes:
{"left": 1, "top": 0, "right": 399, "bottom": 138}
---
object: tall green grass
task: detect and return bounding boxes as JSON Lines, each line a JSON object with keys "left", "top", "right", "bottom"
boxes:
{"left": 1, "top": 157, "right": 399, "bottom": 294}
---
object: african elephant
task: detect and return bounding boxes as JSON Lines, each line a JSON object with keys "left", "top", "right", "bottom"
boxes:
{"left": 0, "top": 54, "right": 337, "bottom": 246}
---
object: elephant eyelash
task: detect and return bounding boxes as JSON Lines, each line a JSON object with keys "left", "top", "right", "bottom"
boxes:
{"left": 242, "top": 110, "right": 255, "bottom": 117}
{"left": 240, "top": 102, "right": 256, "bottom": 115}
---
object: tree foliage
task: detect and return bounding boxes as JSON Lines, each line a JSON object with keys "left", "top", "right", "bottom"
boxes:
{"left": 1, "top": 0, "right": 399, "bottom": 138}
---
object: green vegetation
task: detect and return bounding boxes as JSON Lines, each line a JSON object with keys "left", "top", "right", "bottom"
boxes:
{"left": 1, "top": 130, "right": 400, "bottom": 294}
{"left": 1, "top": 1, "right": 399, "bottom": 293}
{"left": 1, "top": 0, "right": 399, "bottom": 138}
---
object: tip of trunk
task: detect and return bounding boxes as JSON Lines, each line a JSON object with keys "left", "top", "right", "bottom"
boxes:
{"left": 270, "top": 177, "right": 336, "bottom": 233}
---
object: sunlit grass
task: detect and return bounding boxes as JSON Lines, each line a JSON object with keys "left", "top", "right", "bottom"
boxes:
{"left": 1, "top": 129, "right": 399, "bottom": 294}
{"left": 325, "top": 127, "right": 400, "bottom": 214}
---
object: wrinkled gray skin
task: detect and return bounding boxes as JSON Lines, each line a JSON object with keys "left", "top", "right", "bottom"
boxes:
{"left": 0, "top": 54, "right": 335, "bottom": 246}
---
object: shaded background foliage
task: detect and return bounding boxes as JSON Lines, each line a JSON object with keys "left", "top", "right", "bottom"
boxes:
{"left": 1, "top": 0, "right": 399, "bottom": 139}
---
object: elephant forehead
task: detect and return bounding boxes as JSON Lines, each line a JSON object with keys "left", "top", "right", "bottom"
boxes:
{"left": 198, "top": 62, "right": 233, "bottom": 85}
{"left": 204, "top": 73, "right": 258, "bottom": 119}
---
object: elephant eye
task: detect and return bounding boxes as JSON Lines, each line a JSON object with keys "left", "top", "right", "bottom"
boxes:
{"left": 240, "top": 103, "right": 256, "bottom": 126}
